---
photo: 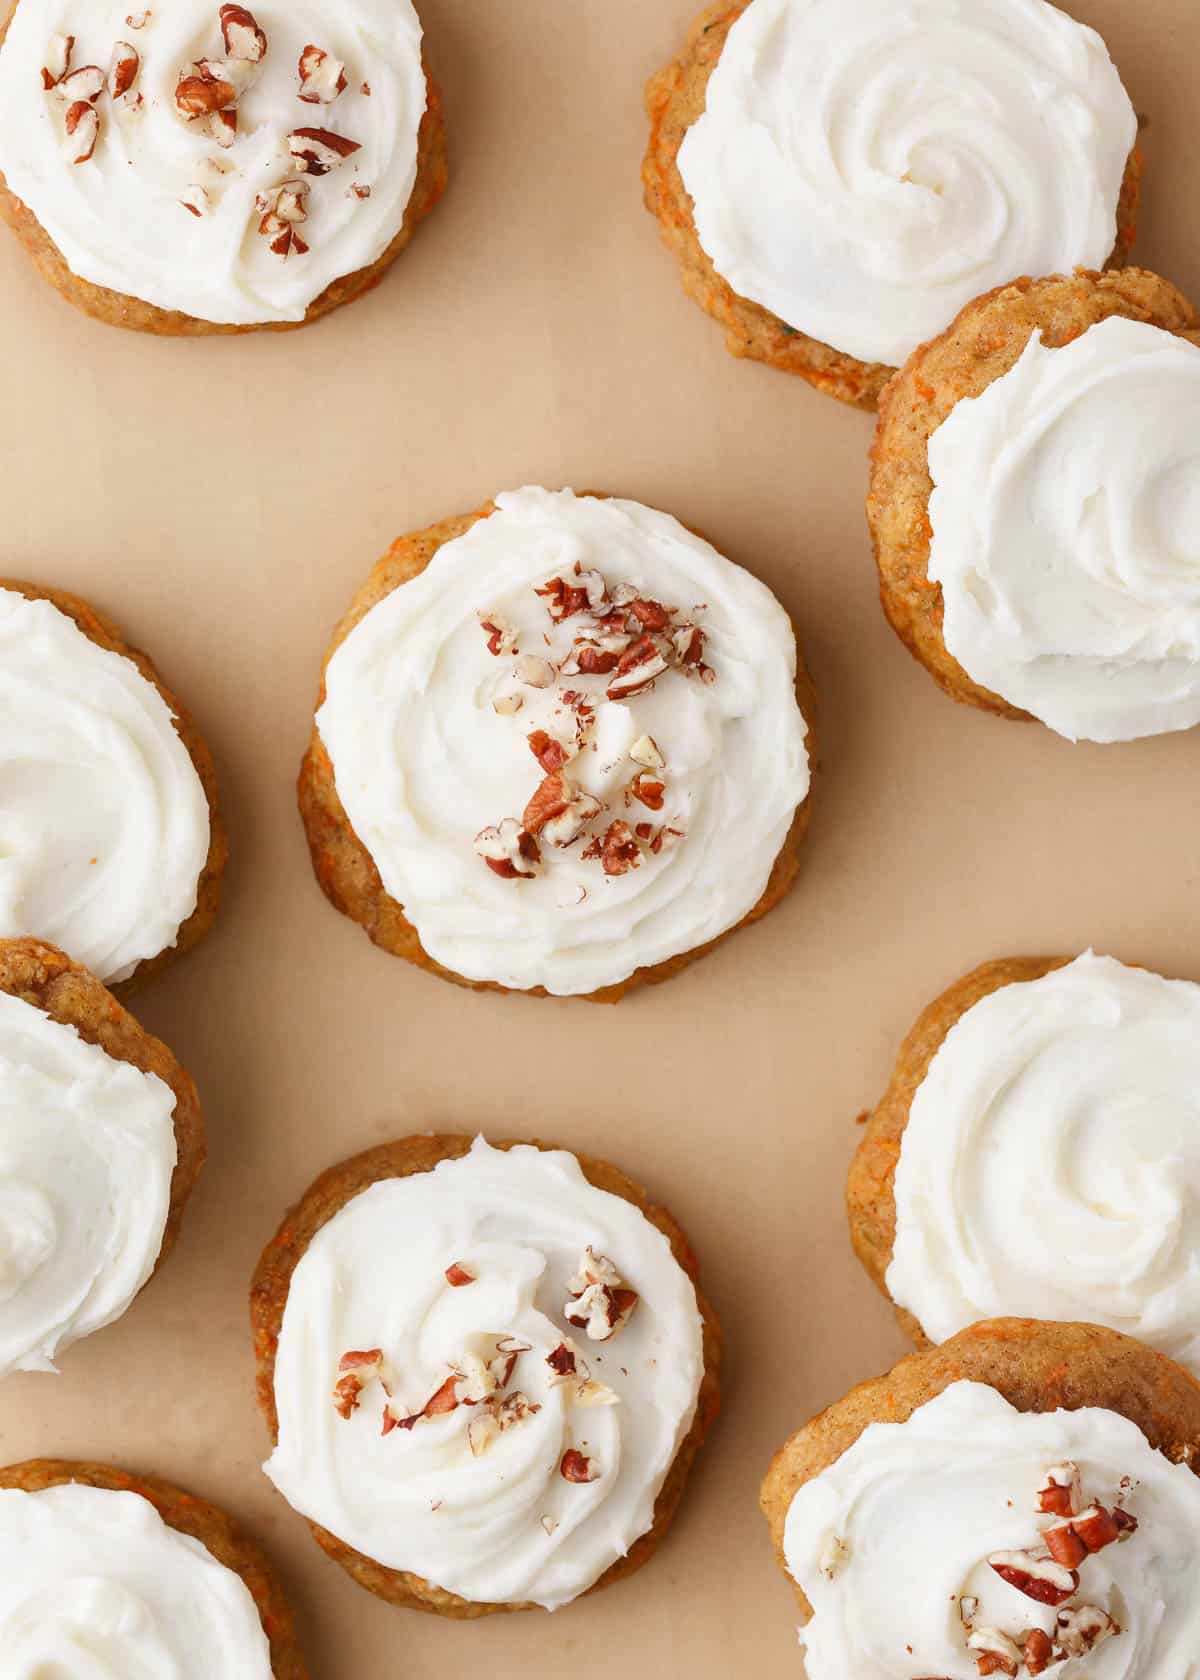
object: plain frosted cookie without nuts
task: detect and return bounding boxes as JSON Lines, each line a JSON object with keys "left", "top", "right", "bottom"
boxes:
{"left": 0, "top": 0, "right": 447, "bottom": 332}
{"left": 760, "top": 1320, "right": 1200, "bottom": 1678}
{"left": 643, "top": 0, "right": 1142, "bottom": 409}
{"left": 0, "top": 1460, "right": 307, "bottom": 1677}
{"left": 869, "top": 268, "right": 1200, "bottom": 734}
{"left": 299, "top": 487, "right": 816, "bottom": 1001}
{"left": 0, "top": 937, "right": 205, "bottom": 1375}
{"left": 0, "top": 580, "right": 225, "bottom": 992}
{"left": 847, "top": 952, "right": 1200, "bottom": 1374}
{"left": 250, "top": 1134, "right": 722, "bottom": 1616}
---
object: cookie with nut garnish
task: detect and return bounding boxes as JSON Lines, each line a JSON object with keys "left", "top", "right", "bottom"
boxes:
{"left": 0, "top": 580, "right": 224, "bottom": 992}
{"left": 300, "top": 485, "right": 815, "bottom": 1000}
{"left": 643, "top": 0, "right": 1142, "bottom": 408}
{"left": 0, "top": 937, "right": 205, "bottom": 1377}
{"left": 0, "top": 0, "right": 446, "bottom": 333}
{"left": 869, "top": 267, "right": 1200, "bottom": 739}
{"left": 250, "top": 1133, "right": 721, "bottom": 1615}
{"left": 0, "top": 1458, "right": 307, "bottom": 1676}
{"left": 760, "top": 1319, "right": 1200, "bottom": 1678}
{"left": 847, "top": 951, "right": 1200, "bottom": 1374}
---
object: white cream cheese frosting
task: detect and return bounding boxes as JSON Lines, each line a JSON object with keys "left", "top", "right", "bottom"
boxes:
{"left": 784, "top": 1380, "right": 1200, "bottom": 1679}
{"left": 0, "top": 1483, "right": 273, "bottom": 1676}
{"left": 887, "top": 953, "right": 1200, "bottom": 1370}
{"left": 263, "top": 1137, "right": 706, "bottom": 1609}
{"left": 0, "top": 0, "right": 427, "bottom": 324}
{"left": 927, "top": 317, "right": 1200, "bottom": 742}
{"left": 0, "top": 990, "right": 176, "bottom": 1375}
{"left": 676, "top": 0, "right": 1136, "bottom": 367}
{"left": 315, "top": 486, "right": 810, "bottom": 996}
{"left": 0, "top": 588, "right": 210, "bottom": 984}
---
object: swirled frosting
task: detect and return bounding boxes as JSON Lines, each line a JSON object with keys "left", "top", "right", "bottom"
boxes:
{"left": 0, "top": 588, "right": 210, "bottom": 984}
{"left": 0, "top": 0, "right": 426, "bottom": 324}
{"left": 887, "top": 953, "right": 1200, "bottom": 1370}
{"left": 927, "top": 318, "right": 1200, "bottom": 742}
{"left": 315, "top": 487, "right": 810, "bottom": 996}
{"left": 263, "top": 1138, "right": 706, "bottom": 1609}
{"left": 676, "top": 0, "right": 1136, "bottom": 367}
{"left": 0, "top": 1483, "right": 273, "bottom": 1676}
{"left": 783, "top": 1381, "right": 1200, "bottom": 1679}
{"left": 0, "top": 989, "right": 176, "bottom": 1375}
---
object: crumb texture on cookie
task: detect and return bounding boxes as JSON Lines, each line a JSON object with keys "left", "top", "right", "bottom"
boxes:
{"left": 869, "top": 269, "right": 1199, "bottom": 717}
{"left": 0, "top": 0, "right": 428, "bottom": 325}
{"left": 305, "top": 487, "right": 813, "bottom": 998}
{"left": 0, "top": 583, "right": 217, "bottom": 987}
{"left": 926, "top": 318, "right": 1200, "bottom": 741}
{"left": 644, "top": 0, "right": 1141, "bottom": 404}
{"left": 780, "top": 1377, "right": 1200, "bottom": 1678}
{"left": 852, "top": 953, "right": 1200, "bottom": 1373}
{"left": 260, "top": 1137, "right": 707, "bottom": 1610}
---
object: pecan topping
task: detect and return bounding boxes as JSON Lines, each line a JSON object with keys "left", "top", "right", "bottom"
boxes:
{"left": 1037, "top": 1463, "right": 1082, "bottom": 1518}
{"left": 444, "top": 1262, "right": 476, "bottom": 1287}
{"left": 479, "top": 613, "right": 518, "bottom": 657}
{"left": 219, "top": 3, "right": 266, "bottom": 61}
{"left": 41, "top": 33, "right": 74, "bottom": 89}
{"left": 57, "top": 63, "right": 104, "bottom": 101}
{"left": 108, "top": 41, "right": 139, "bottom": 99}
{"left": 256, "top": 180, "right": 310, "bottom": 257}
{"left": 288, "top": 126, "right": 362, "bottom": 175}
{"left": 987, "top": 1549, "right": 1078, "bottom": 1607}
{"left": 175, "top": 68, "right": 237, "bottom": 117}
{"left": 628, "top": 771, "right": 665, "bottom": 811}
{"left": 528, "top": 729, "right": 569, "bottom": 773}
{"left": 179, "top": 183, "right": 212, "bottom": 217}
{"left": 332, "top": 1348, "right": 385, "bottom": 1419}
{"left": 298, "top": 43, "right": 347, "bottom": 103}
{"left": 492, "top": 691, "right": 523, "bottom": 716}
{"left": 605, "top": 634, "right": 670, "bottom": 702}
{"left": 966, "top": 1628, "right": 1020, "bottom": 1678}
{"left": 1054, "top": 1605, "right": 1120, "bottom": 1658}
{"left": 564, "top": 1247, "right": 639, "bottom": 1342}
{"left": 1022, "top": 1629, "right": 1053, "bottom": 1676}
{"left": 64, "top": 99, "right": 99, "bottom": 163}
{"left": 523, "top": 771, "right": 571, "bottom": 837}
{"left": 598, "top": 819, "right": 640, "bottom": 876}
{"left": 514, "top": 654, "right": 556, "bottom": 689}
{"left": 474, "top": 819, "right": 540, "bottom": 880}
{"left": 629, "top": 734, "right": 665, "bottom": 770}
{"left": 627, "top": 597, "right": 671, "bottom": 631}
{"left": 560, "top": 1448, "right": 600, "bottom": 1484}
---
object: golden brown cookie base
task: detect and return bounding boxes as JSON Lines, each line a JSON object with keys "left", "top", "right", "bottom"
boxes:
{"left": 845, "top": 956, "right": 1069, "bottom": 1345}
{"left": 0, "top": 1458, "right": 308, "bottom": 1677}
{"left": 250, "top": 1133, "right": 722, "bottom": 1618}
{"left": 760, "top": 1318, "right": 1200, "bottom": 1622}
{"left": 0, "top": 0, "right": 447, "bottom": 337}
{"left": 2, "top": 579, "right": 226, "bottom": 995}
{"left": 298, "top": 493, "right": 817, "bottom": 1002}
{"left": 642, "top": 1, "right": 1143, "bottom": 410}
{"left": 868, "top": 268, "right": 1200, "bottom": 716}
{"left": 0, "top": 936, "right": 206, "bottom": 1315}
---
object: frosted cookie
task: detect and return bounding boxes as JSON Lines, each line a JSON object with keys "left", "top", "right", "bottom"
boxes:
{"left": 0, "top": 581, "right": 224, "bottom": 991}
{"left": 869, "top": 269, "right": 1200, "bottom": 739}
{"left": 0, "top": 0, "right": 446, "bottom": 333}
{"left": 250, "top": 1134, "right": 721, "bottom": 1615}
{"left": 0, "top": 1459, "right": 307, "bottom": 1676}
{"left": 0, "top": 937, "right": 204, "bottom": 1375}
{"left": 848, "top": 952, "right": 1200, "bottom": 1373}
{"left": 760, "top": 1320, "right": 1200, "bottom": 1678}
{"left": 643, "top": 0, "right": 1141, "bottom": 408}
{"left": 300, "top": 487, "right": 815, "bottom": 1000}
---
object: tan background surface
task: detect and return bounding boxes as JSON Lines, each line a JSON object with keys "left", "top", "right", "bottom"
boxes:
{"left": 1, "top": 1, "right": 1198, "bottom": 1673}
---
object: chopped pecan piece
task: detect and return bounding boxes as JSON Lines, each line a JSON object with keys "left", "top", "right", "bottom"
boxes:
{"left": 514, "top": 654, "right": 556, "bottom": 689}
{"left": 966, "top": 1628, "right": 1020, "bottom": 1678}
{"left": 492, "top": 691, "right": 523, "bottom": 716}
{"left": 288, "top": 126, "right": 362, "bottom": 175}
{"left": 58, "top": 63, "right": 104, "bottom": 101}
{"left": 627, "top": 597, "right": 671, "bottom": 631}
{"left": 298, "top": 43, "right": 347, "bottom": 102}
{"left": 64, "top": 100, "right": 99, "bottom": 163}
{"left": 444, "top": 1262, "right": 476, "bottom": 1287}
{"left": 219, "top": 3, "right": 267, "bottom": 61}
{"left": 629, "top": 734, "right": 665, "bottom": 770}
{"left": 560, "top": 1448, "right": 600, "bottom": 1484}
{"left": 41, "top": 33, "right": 74, "bottom": 89}
{"left": 474, "top": 819, "right": 540, "bottom": 879}
{"left": 108, "top": 41, "right": 139, "bottom": 98}
{"left": 332, "top": 1348, "right": 385, "bottom": 1419}
{"left": 1054, "top": 1604, "right": 1120, "bottom": 1658}
{"left": 479, "top": 612, "right": 518, "bottom": 657}
{"left": 175, "top": 68, "right": 237, "bottom": 117}
{"left": 598, "top": 819, "right": 640, "bottom": 876}
{"left": 987, "top": 1549, "right": 1078, "bottom": 1607}
{"left": 605, "top": 634, "right": 670, "bottom": 701}
{"left": 528, "top": 729, "right": 569, "bottom": 773}
{"left": 1037, "top": 1463, "right": 1082, "bottom": 1518}
{"left": 628, "top": 772, "right": 665, "bottom": 811}
{"left": 1023, "top": 1629, "right": 1053, "bottom": 1676}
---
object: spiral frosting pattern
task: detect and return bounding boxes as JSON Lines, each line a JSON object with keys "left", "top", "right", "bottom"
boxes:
{"left": 0, "top": 589, "right": 210, "bottom": 983}
{"left": 928, "top": 317, "right": 1200, "bottom": 741}
{"left": 263, "top": 1139, "right": 706, "bottom": 1609}
{"left": 0, "top": 1485, "right": 273, "bottom": 1677}
{"left": 676, "top": 0, "right": 1136, "bottom": 367}
{"left": 887, "top": 954, "right": 1200, "bottom": 1370}
{"left": 784, "top": 1382, "right": 1200, "bottom": 1679}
